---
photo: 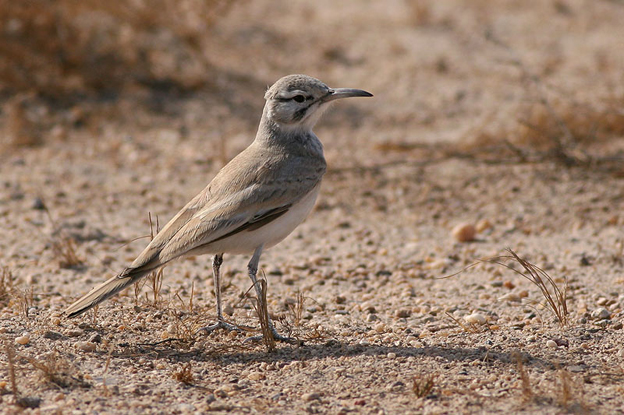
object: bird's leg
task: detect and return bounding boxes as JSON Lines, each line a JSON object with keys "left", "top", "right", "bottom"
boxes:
{"left": 197, "top": 254, "right": 243, "bottom": 334}
{"left": 245, "top": 246, "right": 299, "bottom": 344}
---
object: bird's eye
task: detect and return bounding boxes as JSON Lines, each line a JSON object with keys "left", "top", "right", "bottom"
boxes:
{"left": 292, "top": 95, "right": 305, "bottom": 103}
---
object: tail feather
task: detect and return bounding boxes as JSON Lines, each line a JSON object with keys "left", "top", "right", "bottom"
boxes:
{"left": 64, "top": 267, "right": 152, "bottom": 318}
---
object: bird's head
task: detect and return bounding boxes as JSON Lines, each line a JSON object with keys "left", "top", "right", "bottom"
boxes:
{"left": 263, "top": 74, "right": 372, "bottom": 132}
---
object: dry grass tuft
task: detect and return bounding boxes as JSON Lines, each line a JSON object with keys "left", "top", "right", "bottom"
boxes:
{"left": 17, "top": 287, "right": 34, "bottom": 319}
{"left": 26, "top": 351, "right": 90, "bottom": 389}
{"left": 444, "top": 312, "right": 482, "bottom": 333}
{"left": 252, "top": 278, "right": 275, "bottom": 352}
{"left": 556, "top": 368, "right": 590, "bottom": 413}
{"left": 0, "top": 266, "right": 15, "bottom": 308}
{"left": 5, "top": 339, "right": 19, "bottom": 398}
{"left": 172, "top": 362, "right": 194, "bottom": 385}
{"left": 286, "top": 291, "right": 306, "bottom": 328}
{"left": 447, "top": 248, "right": 568, "bottom": 326}
{"left": 51, "top": 235, "right": 83, "bottom": 269}
{"left": 512, "top": 351, "right": 533, "bottom": 401}
{"left": 491, "top": 249, "right": 568, "bottom": 326}
{"left": 41, "top": 202, "right": 84, "bottom": 269}
{"left": 412, "top": 373, "right": 436, "bottom": 398}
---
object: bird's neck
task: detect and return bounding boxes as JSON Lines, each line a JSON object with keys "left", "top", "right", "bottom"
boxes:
{"left": 255, "top": 114, "right": 324, "bottom": 159}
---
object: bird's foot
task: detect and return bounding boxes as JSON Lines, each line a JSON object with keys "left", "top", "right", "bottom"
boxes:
{"left": 244, "top": 326, "right": 302, "bottom": 345}
{"left": 196, "top": 320, "right": 244, "bottom": 335}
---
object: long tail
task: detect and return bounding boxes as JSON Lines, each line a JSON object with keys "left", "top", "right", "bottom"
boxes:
{"left": 64, "top": 267, "right": 155, "bottom": 318}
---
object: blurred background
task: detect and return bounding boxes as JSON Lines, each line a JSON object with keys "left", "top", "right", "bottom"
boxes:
{"left": 1, "top": 0, "right": 624, "bottom": 167}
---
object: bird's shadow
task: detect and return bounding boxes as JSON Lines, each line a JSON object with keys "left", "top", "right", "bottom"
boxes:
{"left": 113, "top": 338, "right": 553, "bottom": 371}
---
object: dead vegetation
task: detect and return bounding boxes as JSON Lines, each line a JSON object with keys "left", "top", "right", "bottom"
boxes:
{"left": 172, "top": 362, "right": 194, "bottom": 385}
{"left": 467, "top": 31, "right": 624, "bottom": 166}
{"left": 26, "top": 351, "right": 91, "bottom": 389}
{"left": 449, "top": 249, "right": 568, "bottom": 326}
{"left": 412, "top": 373, "right": 436, "bottom": 398}
{"left": 252, "top": 279, "right": 276, "bottom": 352}
{"left": 0, "top": 0, "right": 237, "bottom": 94}
{"left": 513, "top": 351, "right": 533, "bottom": 402}
{"left": 0, "top": 266, "right": 15, "bottom": 307}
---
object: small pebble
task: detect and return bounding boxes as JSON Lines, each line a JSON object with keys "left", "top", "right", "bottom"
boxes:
{"left": 366, "top": 314, "right": 378, "bottom": 322}
{"left": 498, "top": 293, "right": 521, "bottom": 302}
{"left": 591, "top": 307, "right": 611, "bottom": 320}
{"left": 546, "top": 340, "right": 558, "bottom": 348}
{"left": 248, "top": 372, "right": 265, "bottom": 381}
{"left": 302, "top": 392, "right": 320, "bottom": 402}
{"left": 32, "top": 197, "right": 46, "bottom": 210}
{"left": 503, "top": 281, "right": 515, "bottom": 289}
{"left": 223, "top": 304, "right": 234, "bottom": 316}
{"left": 395, "top": 309, "right": 411, "bottom": 318}
{"left": 387, "top": 352, "right": 397, "bottom": 359}
{"left": 214, "top": 389, "right": 228, "bottom": 398}
{"left": 43, "top": 331, "right": 63, "bottom": 340}
{"left": 66, "top": 329, "right": 84, "bottom": 337}
{"left": 15, "top": 335, "right": 30, "bottom": 345}
{"left": 464, "top": 313, "right": 486, "bottom": 325}
{"left": 452, "top": 223, "right": 476, "bottom": 242}
{"left": 76, "top": 341, "right": 97, "bottom": 352}
{"left": 374, "top": 323, "right": 386, "bottom": 333}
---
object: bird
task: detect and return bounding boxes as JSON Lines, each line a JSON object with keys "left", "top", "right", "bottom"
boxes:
{"left": 64, "top": 74, "right": 373, "bottom": 342}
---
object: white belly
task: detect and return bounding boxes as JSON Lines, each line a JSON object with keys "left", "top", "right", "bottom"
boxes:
{"left": 201, "top": 185, "right": 321, "bottom": 255}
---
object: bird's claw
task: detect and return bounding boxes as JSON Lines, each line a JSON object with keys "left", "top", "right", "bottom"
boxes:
{"left": 243, "top": 327, "right": 302, "bottom": 345}
{"left": 196, "top": 320, "right": 244, "bottom": 335}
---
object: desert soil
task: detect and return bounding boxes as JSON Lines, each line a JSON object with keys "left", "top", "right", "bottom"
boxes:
{"left": 2, "top": 1, "right": 624, "bottom": 414}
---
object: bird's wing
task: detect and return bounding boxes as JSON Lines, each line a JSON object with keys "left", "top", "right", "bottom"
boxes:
{"left": 155, "top": 176, "right": 319, "bottom": 263}
{"left": 129, "top": 150, "right": 325, "bottom": 271}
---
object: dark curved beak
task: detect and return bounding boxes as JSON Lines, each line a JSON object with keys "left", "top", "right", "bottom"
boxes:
{"left": 322, "top": 88, "right": 373, "bottom": 103}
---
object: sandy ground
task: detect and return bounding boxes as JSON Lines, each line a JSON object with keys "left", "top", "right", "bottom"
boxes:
{"left": 2, "top": 0, "right": 624, "bottom": 413}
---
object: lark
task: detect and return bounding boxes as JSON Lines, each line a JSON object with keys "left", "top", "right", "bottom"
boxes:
{"left": 65, "top": 74, "right": 372, "bottom": 342}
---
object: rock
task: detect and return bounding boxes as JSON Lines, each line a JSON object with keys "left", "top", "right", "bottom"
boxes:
{"left": 498, "top": 293, "right": 521, "bottom": 302}
{"left": 452, "top": 223, "right": 476, "bottom": 242}
{"left": 66, "top": 328, "right": 84, "bottom": 337}
{"left": 43, "top": 331, "right": 63, "bottom": 340}
{"left": 546, "top": 340, "right": 558, "bottom": 348}
{"left": 32, "top": 197, "right": 46, "bottom": 210}
{"left": 464, "top": 313, "right": 486, "bottom": 324}
{"left": 395, "top": 309, "right": 411, "bottom": 318}
{"left": 302, "top": 392, "right": 320, "bottom": 402}
{"left": 15, "top": 335, "right": 30, "bottom": 345}
{"left": 223, "top": 303, "right": 234, "bottom": 316}
{"left": 591, "top": 307, "right": 611, "bottom": 320}
{"left": 76, "top": 341, "right": 97, "bottom": 352}
{"left": 248, "top": 372, "right": 265, "bottom": 381}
